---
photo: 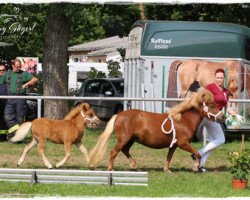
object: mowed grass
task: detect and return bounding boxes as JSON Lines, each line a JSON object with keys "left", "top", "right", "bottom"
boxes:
{"left": 0, "top": 127, "right": 249, "bottom": 197}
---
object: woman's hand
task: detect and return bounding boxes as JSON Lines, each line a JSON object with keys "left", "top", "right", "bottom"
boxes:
{"left": 226, "top": 102, "right": 237, "bottom": 116}
{"left": 22, "top": 83, "right": 29, "bottom": 89}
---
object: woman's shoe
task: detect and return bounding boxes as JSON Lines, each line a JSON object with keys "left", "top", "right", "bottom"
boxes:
{"left": 198, "top": 166, "right": 207, "bottom": 172}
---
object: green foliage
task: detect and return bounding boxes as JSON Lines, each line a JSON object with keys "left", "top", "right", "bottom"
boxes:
{"left": 145, "top": 4, "right": 250, "bottom": 27}
{"left": 87, "top": 67, "right": 106, "bottom": 79}
{"left": 0, "top": 4, "right": 140, "bottom": 63}
{"left": 67, "top": 4, "right": 106, "bottom": 46}
{"left": 67, "top": 87, "right": 80, "bottom": 108}
{"left": 27, "top": 73, "right": 43, "bottom": 94}
{"left": 228, "top": 136, "right": 250, "bottom": 180}
{"left": 87, "top": 60, "right": 123, "bottom": 79}
{"left": 117, "top": 47, "right": 126, "bottom": 62}
{"left": 1, "top": 3, "right": 249, "bottom": 65}
{"left": 107, "top": 60, "right": 122, "bottom": 78}
{"left": 100, "top": 4, "right": 141, "bottom": 37}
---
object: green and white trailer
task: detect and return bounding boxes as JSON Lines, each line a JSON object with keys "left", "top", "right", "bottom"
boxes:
{"left": 124, "top": 20, "right": 250, "bottom": 130}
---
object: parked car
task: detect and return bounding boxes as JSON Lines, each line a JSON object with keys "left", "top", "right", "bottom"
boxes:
{"left": 74, "top": 78, "right": 124, "bottom": 120}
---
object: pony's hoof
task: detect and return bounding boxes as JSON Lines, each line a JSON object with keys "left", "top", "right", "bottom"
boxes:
{"left": 89, "top": 164, "right": 94, "bottom": 168}
{"left": 130, "top": 164, "right": 137, "bottom": 170}
{"left": 17, "top": 161, "right": 22, "bottom": 166}
{"left": 164, "top": 169, "right": 172, "bottom": 173}
{"left": 47, "top": 165, "right": 53, "bottom": 169}
{"left": 89, "top": 165, "right": 95, "bottom": 170}
{"left": 192, "top": 165, "right": 199, "bottom": 172}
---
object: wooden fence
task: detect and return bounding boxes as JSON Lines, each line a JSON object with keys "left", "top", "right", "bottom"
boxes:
{"left": 0, "top": 168, "right": 148, "bottom": 186}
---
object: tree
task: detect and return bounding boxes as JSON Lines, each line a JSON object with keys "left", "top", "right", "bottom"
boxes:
{"left": 107, "top": 60, "right": 122, "bottom": 78}
{"left": 87, "top": 67, "right": 106, "bottom": 79}
{"left": 42, "top": 3, "right": 70, "bottom": 119}
{"left": 144, "top": 4, "right": 250, "bottom": 26}
{"left": 139, "top": 3, "right": 146, "bottom": 20}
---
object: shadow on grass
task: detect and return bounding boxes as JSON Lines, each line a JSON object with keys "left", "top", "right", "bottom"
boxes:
{"left": 86, "top": 164, "right": 230, "bottom": 173}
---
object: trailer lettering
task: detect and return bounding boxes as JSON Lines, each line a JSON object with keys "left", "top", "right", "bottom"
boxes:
{"left": 151, "top": 38, "right": 172, "bottom": 44}
{"left": 154, "top": 44, "right": 169, "bottom": 49}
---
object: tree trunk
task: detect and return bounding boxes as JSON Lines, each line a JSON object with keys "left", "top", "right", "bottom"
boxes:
{"left": 139, "top": 4, "right": 146, "bottom": 20}
{"left": 42, "top": 4, "right": 70, "bottom": 119}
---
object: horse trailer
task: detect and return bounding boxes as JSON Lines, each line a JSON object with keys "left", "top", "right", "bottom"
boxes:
{"left": 124, "top": 20, "right": 250, "bottom": 131}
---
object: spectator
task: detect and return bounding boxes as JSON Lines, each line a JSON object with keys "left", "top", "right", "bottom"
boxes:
{"left": 1, "top": 59, "right": 38, "bottom": 140}
{"left": 0, "top": 64, "right": 7, "bottom": 141}
{"left": 0, "top": 64, "right": 7, "bottom": 94}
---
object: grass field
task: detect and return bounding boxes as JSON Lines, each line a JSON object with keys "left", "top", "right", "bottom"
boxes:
{"left": 0, "top": 127, "right": 249, "bottom": 198}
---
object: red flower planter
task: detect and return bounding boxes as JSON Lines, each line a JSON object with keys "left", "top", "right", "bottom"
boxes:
{"left": 232, "top": 179, "right": 248, "bottom": 189}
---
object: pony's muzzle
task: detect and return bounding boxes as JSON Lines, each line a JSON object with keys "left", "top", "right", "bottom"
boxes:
{"left": 87, "top": 117, "right": 101, "bottom": 128}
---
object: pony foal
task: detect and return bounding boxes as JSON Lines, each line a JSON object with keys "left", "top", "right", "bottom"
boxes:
{"left": 11, "top": 102, "right": 100, "bottom": 169}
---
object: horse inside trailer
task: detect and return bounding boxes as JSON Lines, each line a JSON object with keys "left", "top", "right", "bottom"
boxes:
{"left": 124, "top": 20, "right": 250, "bottom": 132}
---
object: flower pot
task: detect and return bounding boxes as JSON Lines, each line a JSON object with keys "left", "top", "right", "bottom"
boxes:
{"left": 232, "top": 179, "right": 248, "bottom": 189}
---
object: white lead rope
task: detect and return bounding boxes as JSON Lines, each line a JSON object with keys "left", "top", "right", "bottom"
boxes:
{"left": 161, "top": 116, "right": 177, "bottom": 148}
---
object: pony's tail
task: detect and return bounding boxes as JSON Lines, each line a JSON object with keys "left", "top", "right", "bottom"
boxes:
{"left": 9, "top": 122, "right": 32, "bottom": 143}
{"left": 89, "top": 114, "right": 117, "bottom": 168}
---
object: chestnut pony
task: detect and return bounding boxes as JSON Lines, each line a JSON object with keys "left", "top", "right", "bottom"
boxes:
{"left": 89, "top": 89, "right": 224, "bottom": 172}
{"left": 10, "top": 102, "right": 100, "bottom": 169}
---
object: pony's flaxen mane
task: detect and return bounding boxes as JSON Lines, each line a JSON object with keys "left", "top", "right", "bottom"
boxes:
{"left": 64, "top": 103, "right": 90, "bottom": 120}
{"left": 168, "top": 89, "right": 213, "bottom": 121}
{"left": 64, "top": 106, "right": 82, "bottom": 120}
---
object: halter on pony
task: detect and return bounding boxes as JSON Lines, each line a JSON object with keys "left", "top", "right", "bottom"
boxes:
{"left": 81, "top": 111, "right": 98, "bottom": 127}
{"left": 161, "top": 101, "right": 222, "bottom": 148}
{"left": 202, "top": 102, "right": 222, "bottom": 122}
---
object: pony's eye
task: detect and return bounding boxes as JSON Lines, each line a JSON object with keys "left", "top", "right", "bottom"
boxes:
{"left": 88, "top": 113, "right": 94, "bottom": 117}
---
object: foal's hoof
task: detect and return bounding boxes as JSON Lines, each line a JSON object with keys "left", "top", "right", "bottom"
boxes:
{"left": 17, "top": 161, "right": 22, "bottom": 167}
{"left": 164, "top": 169, "right": 172, "bottom": 173}
{"left": 47, "top": 165, "right": 53, "bottom": 169}
{"left": 89, "top": 166, "right": 95, "bottom": 170}
{"left": 55, "top": 164, "right": 61, "bottom": 168}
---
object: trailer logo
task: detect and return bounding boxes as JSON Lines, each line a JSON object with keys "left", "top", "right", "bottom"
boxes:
{"left": 151, "top": 38, "right": 172, "bottom": 49}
